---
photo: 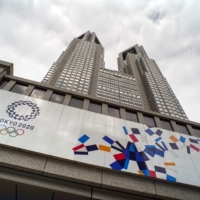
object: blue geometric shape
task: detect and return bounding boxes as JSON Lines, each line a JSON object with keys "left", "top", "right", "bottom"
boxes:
{"left": 137, "top": 162, "right": 148, "bottom": 170}
{"left": 123, "top": 150, "right": 130, "bottom": 158}
{"left": 156, "top": 129, "right": 162, "bottom": 136}
{"left": 126, "top": 142, "right": 134, "bottom": 151}
{"left": 141, "top": 170, "right": 149, "bottom": 176}
{"left": 155, "top": 137, "right": 162, "bottom": 143}
{"left": 124, "top": 159, "right": 129, "bottom": 170}
{"left": 78, "top": 134, "right": 89, "bottom": 144}
{"left": 189, "top": 138, "right": 198, "bottom": 144}
{"left": 166, "top": 174, "right": 176, "bottom": 182}
{"left": 117, "top": 159, "right": 126, "bottom": 167}
{"left": 116, "top": 141, "right": 125, "bottom": 150}
{"left": 156, "top": 143, "right": 165, "bottom": 151}
{"left": 179, "top": 136, "right": 186, "bottom": 143}
{"left": 129, "top": 152, "right": 136, "bottom": 160}
{"left": 129, "top": 143, "right": 135, "bottom": 152}
{"left": 136, "top": 152, "right": 145, "bottom": 162}
{"left": 145, "top": 145, "right": 156, "bottom": 148}
{"left": 139, "top": 152, "right": 149, "bottom": 161}
{"left": 155, "top": 166, "right": 166, "bottom": 174}
{"left": 144, "top": 145, "right": 157, "bottom": 157}
{"left": 131, "top": 128, "right": 140, "bottom": 134}
{"left": 187, "top": 146, "right": 190, "bottom": 154}
{"left": 75, "top": 151, "right": 88, "bottom": 155}
{"left": 111, "top": 145, "right": 123, "bottom": 152}
{"left": 110, "top": 161, "right": 123, "bottom": 170}
{"left": 145, "top": 128, "right": 154, "bottom": 136}
{"left": 144, "top": 148, "right": 155, "bottom": 157}
{"left": 129, "top": 142, "right": 138, "bottom": 152}
{"left": 103, "top": 136, "right": 114, "bottom": 145}
{"left": 155, "top": 149, "right": 164, "bottom": 157}
{"left": 169, "top": 143, "right": 179, "bottom": 150}
{"left": 161, "top": 141, "right": 168, "bottom": 150}
{"left": 123, "top": 126, "right": 129, "bottom": 135}
{"left": 86, "top": 145, "right": 98, "bottom": 152}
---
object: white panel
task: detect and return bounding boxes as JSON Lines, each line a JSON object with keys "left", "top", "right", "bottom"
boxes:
{"left": 0, "top": 90, "right": 200, "bottom": 187}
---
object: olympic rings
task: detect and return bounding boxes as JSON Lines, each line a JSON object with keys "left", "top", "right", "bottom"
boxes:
{"left": 0, "top": 125, "right": 7, "bottom": 135}
{"left": 0, "top": 124, "right": 24, "bottom": 137}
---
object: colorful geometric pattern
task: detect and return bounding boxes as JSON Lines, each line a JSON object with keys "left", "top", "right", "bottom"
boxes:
{"left": 72, "top": 125, "right": 200, "bottom": 183}
{"left": 72, "top": 134, "right": 98, "bottom": 155}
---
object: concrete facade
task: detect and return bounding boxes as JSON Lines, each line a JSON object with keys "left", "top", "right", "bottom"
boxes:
{"left": 0, "top": 68, "right": 200, "bottom": 199}
{"left": 0, "top": 145, "right": 199, "bottom": 199}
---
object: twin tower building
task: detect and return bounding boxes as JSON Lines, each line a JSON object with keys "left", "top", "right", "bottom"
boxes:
{"left": 42, "top": 31, "right": 187, "bottom": 120}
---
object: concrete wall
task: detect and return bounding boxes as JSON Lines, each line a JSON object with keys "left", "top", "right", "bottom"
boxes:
{"left": 0, "top": 146, "right": 199, "bottom": 200}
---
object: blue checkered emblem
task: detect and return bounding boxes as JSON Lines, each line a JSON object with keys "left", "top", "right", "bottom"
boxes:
{"left": 6, "top": 100, "right": 40, "bottom": 121}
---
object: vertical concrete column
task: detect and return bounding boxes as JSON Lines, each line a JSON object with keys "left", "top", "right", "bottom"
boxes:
{"left": 0, "top": 71, "right": 6, "bottom": 82}
{"left": 23, "top": 85, "right": 35, "bottom": 96}
{"left": 83, "top": 31, "right": 90, "bottom": 40}
{"left": 3, "top": 80, "right": 16, "bottom": 91}
{"left": 137, "top": 112, "right": 144, "bottom": 124}
{"left": 126, "top": 54, "right": 151, "bottom": 110}
{"left": 154, "top": 116, "right": 162, "bottom": 128}
{"left": 0, "top": 68, "right": 4, "bottom": 74}
{"left": 63, "top": 94, "right": 71, "bottom": 105}
{"left": 90, "top": 32, "right": 96, "bottom": 43}
{"left": 88, "top": 45, "right": 102, "bottom": 97}
{"left": 43, "top": 89, "right": 53, "bottom": 101}
{"left": 0, "top": 68, "right": 6, "bottom": 81}
{"left": 120, "top": 108, "right": 126, "bottom": 120}
{"left": 83, "top": 99, "right": 90, "bottom": 110}
{"left": 186, "top": 124, "right": 196, "bottom": 136}
{"left": 170, "top": 120, "right": 179, "bottom": 132}
{"left": 102, "top": 103, "right": 108, "bottom": 115}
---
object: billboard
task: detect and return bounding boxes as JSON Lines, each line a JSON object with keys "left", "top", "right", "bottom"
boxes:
{"left": 0, "top": 90, "right": 200, "bottom": 187}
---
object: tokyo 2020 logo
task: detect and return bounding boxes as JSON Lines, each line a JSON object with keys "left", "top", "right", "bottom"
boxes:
{"left": 6, "top": 100, "right": 40, "bottom": 121}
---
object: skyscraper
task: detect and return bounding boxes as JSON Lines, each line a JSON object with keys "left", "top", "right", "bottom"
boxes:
{"left": 42, "top": 31, "right": 187, "bottom": 121}
{"left": 42, "top": 31, "right": 105, "bottom": 96}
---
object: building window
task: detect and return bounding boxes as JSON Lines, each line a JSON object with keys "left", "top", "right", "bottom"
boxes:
{"left": 160, "top": 119, "right": 173, "bottom": 131}
{"left": 50, "top": 93, "right": 65, "bottom": 104}
{"left": 89, "top": 101, "right": 102, "bottom": 113}
{"left": 143, "top": 115, "right": 155, "bottom": 127}
{"left": 10, "top": 83, "right": 27, "bottom": 94}
{"left": 108, "top": 106, "right": 120, "bottom": 118}
{"left": 126, "top": 110, "right": 138, "bottom": 122}
{"left": 30, "top": 89, "right": 46, "bottom": 99}
{"left": 69, "top": 97, "right": 83, "bottom": 109}
{"left": 0, "top": 80, "right": 8, "bottom": 89}
{"left": 176, "top": 123, "right": 189, "bottom": 135}
{"left": 192, "top": 127, "right": 200, "bottom": 137}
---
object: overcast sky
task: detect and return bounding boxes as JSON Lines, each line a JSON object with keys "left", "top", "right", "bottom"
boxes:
{"left": 0, "top": 0, "right": 199, "bottom": 123}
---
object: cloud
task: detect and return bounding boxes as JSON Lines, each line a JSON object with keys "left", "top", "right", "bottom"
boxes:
{"left": 147, "top": 11, "right": 165, "bottom": 23}
{"left": 0, "top": 0, "right": 199, "bottom": 122}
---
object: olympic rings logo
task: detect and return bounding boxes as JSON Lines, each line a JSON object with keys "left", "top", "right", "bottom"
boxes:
{"left": 0, "top": 124, "right": 24, "bottom": 137}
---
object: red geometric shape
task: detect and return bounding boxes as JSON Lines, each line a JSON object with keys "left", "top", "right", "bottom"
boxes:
{"left": 114, "top": 153, "right": 126, "bottom": 161}
{"left": 149, "top": 170, "right": 156, "bottom": 178}
{"left": 72, "top": 144, "right": 85, "bottom": 151}
{"left": 190, "top": 144, "right": 199, "bottom": 152}
{"left": 129, "top": 134, "right": 138, "bottom": 142}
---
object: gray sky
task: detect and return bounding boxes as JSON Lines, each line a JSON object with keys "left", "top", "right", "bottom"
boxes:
{"left": 0, "top": 0, "right": 199, "bottom": 123}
